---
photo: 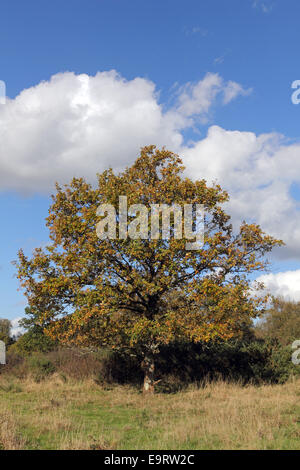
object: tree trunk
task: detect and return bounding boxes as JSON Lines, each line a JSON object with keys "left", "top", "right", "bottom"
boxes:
{"left": 141, "top": 355, "right": 155, "bottom": 394}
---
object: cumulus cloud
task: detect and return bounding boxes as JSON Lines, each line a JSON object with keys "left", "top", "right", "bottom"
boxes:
{"left": 0, "top": 71, "right": 247, "bottom": 193}
{"left": 1, "top": 69, "right": 300, "bottom": 260}
{"left": 182, "top": 126, "right": 300, "bottom": 259}
{"left": 175, "top": 73, "right": 251, "bottom": 118}
{"left": 255, "top": 270, "right": 300, "bottom": 302}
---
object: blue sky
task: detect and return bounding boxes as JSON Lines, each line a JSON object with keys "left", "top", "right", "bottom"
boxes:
{"left": 1, "top": 0, "right": 300, "bottom": 323}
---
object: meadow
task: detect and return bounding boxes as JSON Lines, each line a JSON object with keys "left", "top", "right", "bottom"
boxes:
{"left": 1, "top": 373, "right": 300, "bottom": 450}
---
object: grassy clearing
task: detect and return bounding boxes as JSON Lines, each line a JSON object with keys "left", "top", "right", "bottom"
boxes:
{"left": 0, "top": 373, "right": 300, "bottom": 450}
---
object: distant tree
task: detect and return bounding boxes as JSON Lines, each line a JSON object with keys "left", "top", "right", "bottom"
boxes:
{"left": 10, "top": 326, "right": 56, "bottom": 355}
{"left": 16, "top": 146, "right": 283, "bottom": 393}
{"left": 255, "top": 297, "right": 300, "bottom": 346}
{"left": 19, "top": 306, "right": 46, "bottom": 331}
{"left": 11, "top": 307, "right": 57, "bottom": 355}
{"left": 0, "top": 318, "right": 11, "bottom": 337}
{"left": 0, "top": 318, "right": 13, "bottom": 346}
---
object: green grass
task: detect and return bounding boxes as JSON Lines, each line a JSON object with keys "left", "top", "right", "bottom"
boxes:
{"left": 0, "top": 374, "right": 300, "bottom": 450}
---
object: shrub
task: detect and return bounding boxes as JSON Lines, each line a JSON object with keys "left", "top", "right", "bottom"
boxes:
{"left": 28, "top": 355, "right": 56, "bottom": 382}
{"left": 2, "top": 338, "right": 297, "bottom": 389}
{"left": 9, "top": 326, "right": 56, "bottom": 356}
{"left": 155, "top": 338, "right": 298, "bottom": 386}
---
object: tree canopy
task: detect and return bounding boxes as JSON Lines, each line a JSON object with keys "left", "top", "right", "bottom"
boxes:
{"left": 0, "top": 318, "right": 13, "bottom": 346}
{"left": 16, "top": 146, "right": 283, "bottom": 392}
{"left": 256, "top": 297, "right": 300, "bottom": 346}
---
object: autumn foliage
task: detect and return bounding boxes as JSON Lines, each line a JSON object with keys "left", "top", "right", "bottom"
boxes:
{"left": 16, "top": 146, "right": 283, "bottom": 392}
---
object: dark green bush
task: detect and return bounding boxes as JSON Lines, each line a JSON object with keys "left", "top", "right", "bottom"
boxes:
{"left": 2, "top": 338, "right": 298, "bottom": 389}
{"left": 85, "top": 338, "right": 298, "bottom": 388}
{"left": 155, "top": 338, "right": 297, "bottom": 386}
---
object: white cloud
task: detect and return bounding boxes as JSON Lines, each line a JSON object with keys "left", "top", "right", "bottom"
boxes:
{"left": 0, "top": 71, "right": 247, "bottom": 193}
{"left": 1, "top": 70, "right": 300, "bottom": 261}
{"left": 255, "top": 270, "right": 300, "bottom": 301}
{"left": 182, "top": 126, "right": 300, "bottom": 259}
{"left": 252, "top": 0, "right": 274, "bottom": 13}
{"left": 223, "top": 81, "right": 252, "bottom": 104}
{"left": 175, "top": 73, "right": 251, "bottom": 118}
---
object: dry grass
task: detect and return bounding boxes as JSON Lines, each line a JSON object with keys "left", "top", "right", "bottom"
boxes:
{"left": 0, "top": 374, "right": 299, "bottom": 449}
{"left": 0, "top": 411, "right": 25, "bottom": 450}
{"left": 154, "top": 379, "right": 300, "bottom": 449}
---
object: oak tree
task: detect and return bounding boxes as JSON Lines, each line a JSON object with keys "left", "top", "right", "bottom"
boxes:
{"left": 16, "top": 146, "right": 283, "bottom": 392}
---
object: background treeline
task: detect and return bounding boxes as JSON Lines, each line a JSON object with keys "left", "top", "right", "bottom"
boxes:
{"left": 1, "top": 296, "right": 300, "bottom": 391}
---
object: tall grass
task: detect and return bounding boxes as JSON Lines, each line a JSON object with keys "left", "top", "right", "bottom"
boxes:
{"left": 0, "top": 373, "right": 299, "bottom": 449}
{"left": 0, "top": 410, "right": 25, "bottom": 450}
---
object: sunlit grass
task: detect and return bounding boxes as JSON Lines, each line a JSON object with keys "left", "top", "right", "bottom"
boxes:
{"left": 0, "top": 374, "right": 300, "bottom": 449}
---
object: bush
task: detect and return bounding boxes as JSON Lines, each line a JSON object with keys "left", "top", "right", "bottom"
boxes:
{"left": 154, "top": 338, "right": 298, "bottom": 387}
{"left": 75, "top": 338, "right": 298, "bottom": 388}
{"left": 28, "top": 355, "right": 56, "bottom": 382}
{"left": 95, "top": 350, "right": 143, "bottom": 385}
{"left": 0, "top": 332, "right": 14, "bottom": 347}
{"left": 2, "top": 338, "right": 298, "bottom": 389}
{"left": 9, "top": 326, "right": 56, "bottom": 356}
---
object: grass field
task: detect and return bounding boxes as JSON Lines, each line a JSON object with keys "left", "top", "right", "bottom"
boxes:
{"left": 0, "top": 374, "right": 300, "bottom": 450}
